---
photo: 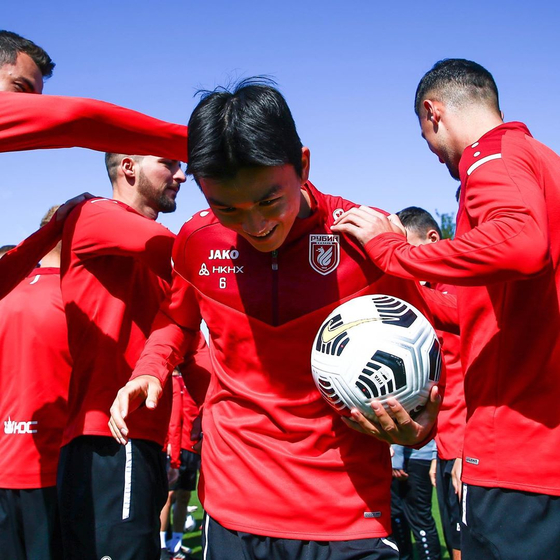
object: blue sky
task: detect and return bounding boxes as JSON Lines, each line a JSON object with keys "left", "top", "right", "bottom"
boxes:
{"left": 2, "top": 1, "right": 560, "bottom": 243}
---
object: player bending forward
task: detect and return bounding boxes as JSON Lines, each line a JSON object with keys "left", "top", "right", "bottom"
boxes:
{"left": 110, "top": 79, "right": 444, "bottom": 560}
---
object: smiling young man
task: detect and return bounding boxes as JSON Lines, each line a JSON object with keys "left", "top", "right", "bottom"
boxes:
{"left": 109, "top": 80, "right": 443, "bottom": 560}
{"left": 332, "top": 59, "right": 560, "bottom": 559}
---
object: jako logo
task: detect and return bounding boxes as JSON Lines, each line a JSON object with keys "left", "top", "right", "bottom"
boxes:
{"left": 4, "top": 417, "right": 38, "bottom": 434}
{"left": 209, "top": 249, "right": 239, "bottom": 260}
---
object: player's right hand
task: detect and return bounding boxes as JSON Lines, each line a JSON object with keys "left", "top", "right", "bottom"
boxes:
{"left": 108, "top": 375, "right": 163, "bottom": 445}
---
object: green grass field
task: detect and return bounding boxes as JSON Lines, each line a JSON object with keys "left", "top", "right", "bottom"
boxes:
{"left": 180, "top": 487, "right": 451, "bottom": 559}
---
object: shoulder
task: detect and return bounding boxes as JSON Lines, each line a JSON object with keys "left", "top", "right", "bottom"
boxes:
{"left": 460, "top": 122, "right": 532, "bottom": 180}
{"left": 172, "top": 208, "right": 229, "bottom": 267}
{"left": 175, "top": 208, "right": 222, "bottom": 245}
{"left": 309, "top": 184, "right": 388, "bottom": 228}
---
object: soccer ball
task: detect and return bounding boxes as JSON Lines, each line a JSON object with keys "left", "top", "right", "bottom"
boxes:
{"left": 311, "top": 294, "right": 441, "bottom": 420}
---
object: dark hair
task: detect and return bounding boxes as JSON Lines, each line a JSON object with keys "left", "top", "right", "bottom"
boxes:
{"left": 0, "top": 30, "right": 55, "bottom": 79}
{"left": 397, "top": 206, "right": 442, "bottom": 239}
{"left": 186, "top": 77, "right": 303, "bottom": 183}
{"left": 104, "top": 153, "right": 143, "bottom": 184}
{"left": 414, "top": 58, "right": 499, "bottom": 116}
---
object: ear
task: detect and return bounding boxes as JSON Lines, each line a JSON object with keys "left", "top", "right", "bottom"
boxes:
{"left": 426, "top": 229, "right": 440, "bottom": 243}
{"left": 423, "top": 99, "right": 442, "bottom": 127}
{"left": 300, "top": 147, "right": 311, "bottom": 184}
{"left": 121, "top": 156, "right": 137, "bottom": 180}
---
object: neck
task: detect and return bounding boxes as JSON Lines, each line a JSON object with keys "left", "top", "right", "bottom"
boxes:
{"left": 453, "top": 109, "right": 504, "bottom": 155}
{"left": 298, "top": 187, "right": 312, "bottom": 219}
{"left": 40, "top": 249, "right": 60, "bottom": 268}
{"left": 112, "top": 187, "right": 158, "bottom": 220}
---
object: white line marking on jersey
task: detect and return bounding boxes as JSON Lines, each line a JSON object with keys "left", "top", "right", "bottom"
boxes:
{"left": 467, "top": 153, "right": 501, "bottom": 176}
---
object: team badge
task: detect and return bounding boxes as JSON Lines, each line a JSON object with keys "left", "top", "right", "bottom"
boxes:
{"left": 309, "top": 234, "right": 340, "bottom": 276}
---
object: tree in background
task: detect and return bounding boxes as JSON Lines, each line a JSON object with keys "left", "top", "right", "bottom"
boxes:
{"left": 436, "top": 211, "right": 456, "bottom": 240}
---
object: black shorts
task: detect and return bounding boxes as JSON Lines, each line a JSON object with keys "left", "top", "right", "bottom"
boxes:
{"left": 57, "top": 435, "right": 167, "bottom": 560}
{"left": 435, "top": 457, "right": 461, "bottom": 552}
{"left": 202, "top": 514, "right": 399, "bottom": 560}
{"left": 0, "top": 486, "right": 61, "bottom": 560}
{"left": 461, "top": 484, "right": 560, "bottom": 559}
{"left": 171, "top": 448, "right": 201, "bottom": 492}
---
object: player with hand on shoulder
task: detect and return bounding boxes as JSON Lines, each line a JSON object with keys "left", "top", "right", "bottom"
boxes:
{"left": 333, "top": 59, "right": 560, "bottom": 559}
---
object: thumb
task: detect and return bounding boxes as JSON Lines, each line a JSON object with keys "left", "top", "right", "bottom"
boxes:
{"left": 146, "top": 381, "right": 162, "bottom": 409}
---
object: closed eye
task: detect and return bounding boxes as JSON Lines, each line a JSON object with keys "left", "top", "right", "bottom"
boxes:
{"left": 259, "top": 197, "right": 281, "bottom": 207}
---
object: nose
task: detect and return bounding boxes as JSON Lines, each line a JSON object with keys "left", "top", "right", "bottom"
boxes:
{"left": 242, "top": 209, "right": 268, "bottom": 236}
{"left": 174, "top": 166, "right": 187, "bottom": 184}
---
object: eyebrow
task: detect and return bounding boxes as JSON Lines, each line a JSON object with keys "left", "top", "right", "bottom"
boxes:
{"left": 207, "top": 185, "right": 281, "bottom": 207}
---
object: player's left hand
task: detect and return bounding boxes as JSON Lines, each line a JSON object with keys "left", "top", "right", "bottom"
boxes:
{"left": 55, "top": 192, "right": 95, "bottom": 221}
{"left": 331, "top": 206, "right": 406, "bottom": 247}
{"left": 342, "top": 385, "right": 441, "bottom": 445}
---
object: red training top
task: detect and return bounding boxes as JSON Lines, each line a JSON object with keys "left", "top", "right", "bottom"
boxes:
{"left": 364, "top": 122, "right": 560, "bottom": 496}
{"left": 131, "top": 183, "right": 440, "bottom": 540}
{"left": 0, "top": 268, "right": 71, "bottom": 488}
{"left": 60, "top": 198, "right": 177, "bottom": 447}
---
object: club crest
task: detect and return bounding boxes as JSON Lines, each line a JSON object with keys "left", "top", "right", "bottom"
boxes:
{"left": 309, "top": 234, "right": 340, "bottom": 275}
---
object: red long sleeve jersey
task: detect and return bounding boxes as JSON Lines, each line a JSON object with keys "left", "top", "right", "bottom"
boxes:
{"left": 0, "top": 268, "right": 71, "bottom": 489}
{"left": 0, "top": 91, "right": 187, "bottom": 301}
{"left": 432, "top": 284, "right": 465, "bottom": 461}
{"left": 60, "top": 198, "right": 176, "bottom": 446}
{"left": 166, "top": 343, "right": 211, "bottom": 467}
{"left": 132, "top": 183, "right": 440, "bottom": 540}
{"left": 365, "top": 122, "right": 560, "bottom": 495}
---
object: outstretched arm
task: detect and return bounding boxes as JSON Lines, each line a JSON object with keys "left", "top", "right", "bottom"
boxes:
{"left": 0, "top": 91, "right": 188, "bottom": 160}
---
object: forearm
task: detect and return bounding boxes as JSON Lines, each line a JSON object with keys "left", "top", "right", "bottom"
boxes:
{"left": 0, "top": 215, "right": 61, "bottom": 299}
{"left": 365, "top": 216, "right": 549, "bottom": 287}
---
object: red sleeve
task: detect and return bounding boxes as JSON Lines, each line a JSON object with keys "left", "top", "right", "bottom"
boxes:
{"left": 130, "top": 227, "right": 202, "bottom": 384}
{"left": 66, "top": 199, "right": 176, "bottom": 281}
{"left": 364, "top": 153, "right": 549, "bottom": 286}
{"left": 0, "top": 91, "right": 188, "bottom": 161}
{"left": 0, "top": 214, "right": 62, "bottom": 299}
{"left": 130, "top": 273, "right": 201, "bottom": 384}
{"left": 167, "top": 375, "right": 185, "bottom": 468}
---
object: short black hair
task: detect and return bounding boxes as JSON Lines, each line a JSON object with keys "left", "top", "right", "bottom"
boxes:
{"left": 0, "top": 30, "right": 55, "bottom": 79}
{"left": 397, "top": 206, "right": 442, "bottom": 239}
{"left": 186, "top": 77, "right": 303, "bottom": 183}
{"left": 414, "top": 58, "right": 499, "bottom": 116}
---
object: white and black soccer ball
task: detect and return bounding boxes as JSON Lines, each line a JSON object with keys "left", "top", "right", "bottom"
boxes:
{"left": 311, "top": 294, "right": 441, "bottom": 420}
